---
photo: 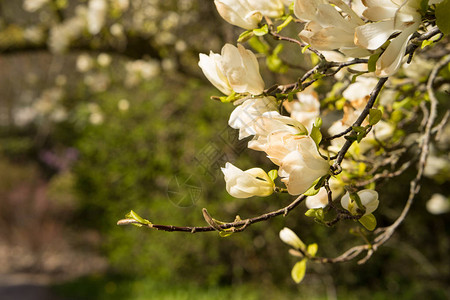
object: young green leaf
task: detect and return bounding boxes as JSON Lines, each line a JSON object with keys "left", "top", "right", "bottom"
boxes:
{"left": 291, "top": 259, "right": 307, "bottom": 284}
{"left": 237, "top": 30, "right": 254, "bottom": 43}
{"left": 368, "top": 53, "right": 381, "bottom": 73}
{"left": 277, "top": 15, "right": 293, "bottom": 32}
{"left": 307, "top": 243, "right": 318, "bottom": 257}
{"left": 369, "top": 108, "right": 382, "bottom": 125}
{"left": 253, "top": 24, "right": 269, "bottom": 36}
{"left": 268, "top": 169, "right": 278, "bottom": 181}
{"left": 358, "top": 214, "right": 377, "bottom": 231}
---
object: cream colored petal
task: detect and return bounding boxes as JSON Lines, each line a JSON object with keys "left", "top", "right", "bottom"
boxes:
{"left": 375, "top": 24, "right": 417, "bottom": 77}
{"left": 198, "top": 52, "right": 232, "bottom": 95}
{"left": 355, "top": 20, "right": 396, "bottom": 50}
{"left": 363, "top": 6, "right": 398, "bottom": 21}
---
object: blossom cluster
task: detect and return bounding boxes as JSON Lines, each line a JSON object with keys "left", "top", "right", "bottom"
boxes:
{"left": 214, "top": 0, "right": 443, "bottom": 76}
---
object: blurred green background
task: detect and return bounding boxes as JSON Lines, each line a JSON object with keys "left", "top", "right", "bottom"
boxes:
{"left": 0, "top": 1, "right": 449, "bottom": 299}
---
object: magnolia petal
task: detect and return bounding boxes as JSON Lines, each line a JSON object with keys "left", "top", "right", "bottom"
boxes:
{"left": 355, "top": 20, "right": 396, "bottom": 50}
{"left": 293, "top": 0, "right": 326, "bottom": 22}
{"left": 214, "top": 0, "right": 262, "bottom": 30}
{"left": 198, "top": 52, "right": 232, "bottom": 95}
{"left": 375, "top": 24, "right": 418, "bottom": 77}
{"left": 363, "top": 6, "right": 398, "bottom": 21}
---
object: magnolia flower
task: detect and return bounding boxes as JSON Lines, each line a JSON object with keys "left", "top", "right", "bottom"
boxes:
{"left": 426, "top": 194, "right": 450, "bottom": 215}
{"left": 279, "top": 227, "right": 305, "bottom": 249}
{"left": 229, "top": 97, "right": 278, "bottom": 139}
{"left": 23, "top": 0, "right": 49, "bottom": 12}
{"left": 214, "top": 0, "right": 284, "bottom": 30}
{"left": 341, "top": 189, "right": 379, "bottom": 215}
{"left": 355, "top": 0, "right": 422, "bottom": 76}
{"left": 305, "top": 177, "right": 343, "bottom": 209}
{"left": 283, "top": 89, "right": 320, "bottom": 133}
{"left": 248, "top": 111, "right": 308, "bottom": 156}
{"left": 87, "top": 0, "right": 108, "bottom": 35}
{"left": 294, "top": 0, "right": 370, "bottom": 57}
{"left": 278, "top": 138, "right": 330, "bottom": 195}
{"left": 198, "top": 44, "right": 264, "bottom": 95}
{"left": 221, "top": 163, "right": 274, "bottom": 198}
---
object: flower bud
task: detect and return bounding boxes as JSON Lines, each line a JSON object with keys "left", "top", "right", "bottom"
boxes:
{"left": 279, "top": 227, "right": 305, "bottom": 250}
{"left": 221, "top": 163, "right": 274, "bottom": 198}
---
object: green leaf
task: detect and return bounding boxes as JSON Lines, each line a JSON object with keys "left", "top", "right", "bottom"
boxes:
{"left": 253, "top": 24, "right": 269, "bottom": 36}
{"left": 277, "top": 15, "right": 293, "bottom": 32}
{"left": 421, "top": 39, "right": 434, "bottom": 49}
{"left": 314, "top": 117, "right": 323, "bottom": 128}
{"left": 237, "top": 30, "right": 254, "bottom": 43}
{"left": 307, "top": 243, "right": 318, "bottom": 257}
{"left": 368, "top": 53, "right": 381, "bottom": 73}
{"left": 219, "top": 230, "right": 234, "bottom": 237}
{"left": 305, "top": 209, "right": 316, "bottom": 217}
{"left": 359, "top": 214, "right": 377, "bottom": 231}
{"left": 248, "top": 36, "right": 270, "bottom": 54}
{"left": 436, "top": 0, "right": 450, "bottom": 35}
{"left": 310, "top": 126, "right": 322, "bottom": 146}
{"left": 268, "top": 169, "right": 278, "bottom": 181}
{"left": 369, "top": 108, "right": 382, "bottom": 125}
{"left": 301, "top": 45, "right": 311, "bottom": 54}
{"left": 303, "top": 177, "right": 323, "bottom": 196}
{"left": 266, "top": 52, "right": 288, "bottom": 73}
{"left": 349, "top": 192, "right": 365, "bottom": 213}
{"left": 125, "top": 210, "right": 152, "bottom": 226}
{"left": 291, "top": 259, "right": 307, "bottom": 284}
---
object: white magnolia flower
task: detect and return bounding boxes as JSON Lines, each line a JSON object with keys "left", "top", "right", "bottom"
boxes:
{"left": 229, "top": 97, "right": 278, "bottom": 139}
{"left": 87, "top": 0, "right": 108, "bottom": 35}
{"left": 341, "top": 189, "right": 379, "bottom": 215}
{"left": 355, "top": 0, "right": 422, "bottom": 76}
{"left": 214, "top": 0, "right": 284, "bottom": 30}
{"left": 278, "top": 137, "right": 330, "bottom": 195}
{"left": 221, "top": 162, "right": 274, "bottom": 198}
{"left": 23, "top": 0, "right": 49, "bottom": 12}
{"left": 294, "top": 0, "right": 369, "bottom": 57}
{"left": 279, "top": 227, "right": 305, "bottom": 249}
{"left": 76, "top": 54, "right": 94, "bottom": 72}
{"left": 305, "top": 177, "right": 343, "bottom": 209}
{"left": 426, "top": 194, "right": 450, "bottom": 215}
{"left": 248, "top": 111, "right": 308, "bottom": 155}
{"left": 198, "top": 44, "right": 265, "bottom": 95}
{"left": 283, "top": 89, "right": 320, "bottom": 132}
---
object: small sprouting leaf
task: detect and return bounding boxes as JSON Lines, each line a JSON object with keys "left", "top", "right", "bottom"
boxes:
{"left": 125, "top": 210, "right": 151, "bottom": 226}
{"left": 314, "top": 117, "right": 322, "bottom": 128}
{"left": 237, "top": 30, "right": 254, "bottom": 43}
{"left": 266, "top": 51, "right": 288, "bottom": 73}
{"left": 277, "top": 15, "right": 293, "bottom": 32}
{"left": 310, "top": 126, "right": 322, "bottom": 146}
{"left": 219, "top": 230, "right": 234, "bottom": 238}
{"left": 248, "top": 36, "right": 270, "bottom": 54}
{"left": 368, "top": 53, "right": 381, "bottom": 73}
{"left": 291, "top": 259, "right": 307, "bottom": 284}
{"left": 301, "top": 44, "right": 311, "bottom": 54}
{"left": 305, "top": 209, "right": 316, "bottom": 217}
{"left": 307, "top": 243, "right": 318, "bottom": 257}
{"left": 359, "top": 214, "right": 377, "bottom": 231}
{"left": 253, "top": 24, "right": 269, "bottom": 36}
{"left": 436, "top": 0, "right": 450, "bottom": 35}
{"left": 421, "top": 39, "right": 434, "bottom": 49}
{"left": 303, "top": 177, "right": 322, "bottom": 196}
{"left": 349, "top": 192, "right": 365, "bottom": 213}
{"left": 268, "top": 169, "right": 278, "bottom": 181}
{"left": 369, "top": 108, "right": 382, "bottom": 125}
